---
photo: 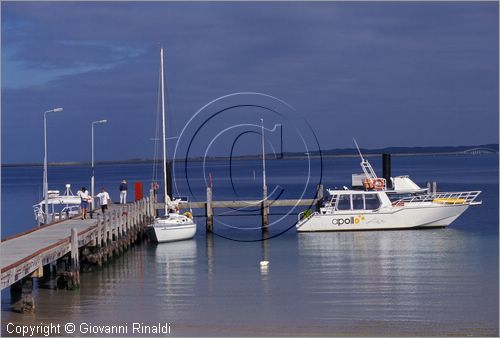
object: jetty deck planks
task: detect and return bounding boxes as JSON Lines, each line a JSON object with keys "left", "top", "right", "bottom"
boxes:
{"left": 0, "top": 202, "right": 148, "bottom": 290}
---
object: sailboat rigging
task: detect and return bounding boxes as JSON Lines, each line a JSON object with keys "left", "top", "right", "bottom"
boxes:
{"left": 146, "top": 48, "right": 197, "bottom": 243}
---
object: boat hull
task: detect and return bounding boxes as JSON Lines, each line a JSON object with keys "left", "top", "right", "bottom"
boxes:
{"left": 148, "top": 223, "right": 197, "bottom": 243}
{"left": 296, "top": 203, "right": 469, "bottom": 232}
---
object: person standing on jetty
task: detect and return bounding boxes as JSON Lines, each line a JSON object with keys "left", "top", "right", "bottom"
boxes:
{"left": 78, "top": 187, "right": 91, "bottom": 219}
{"left": 119, "top": 179, "right": 128, "bottom": 204}
{"left": 96, "top": 188, "right": 111, "bottom": 213}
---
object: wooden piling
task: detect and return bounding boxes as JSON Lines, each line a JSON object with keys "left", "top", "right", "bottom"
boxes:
{"left": 105, "top": 211, "right": 112, "bottom": 260}
{"left": 262, "top": 185, "right": 269, "bottom": 228}
{"left": 121, "top": 206, "right": 126, "bottom": 246}
{"left": 206, "top": 187, "right": 213, "bottom": 232}
{"left": 137, "top": 200, "right": 142, "bottom": 227}
{"left": 95, "top": 214, "right": 103, "bottom": 266}
{"left": 97, "top": 214, "right": 102, "bottom": 249}
{"left": 38, "top": 264, "right": 53, "bottom": 289}
{"left": 151, "top": 190, "right": 155, "bottom": 217}
{"left": 146, "top": 194, "right": 152, "bottom": 222}
{"left": 10, "top": 277, "right": 34, "bottom": 313}
{"left": 127, "top": 204, "right": 133, "bottom": 243}
{"left": 117, "top": 209, "right": 124, "bottom": 254}
{"left": 261, "top": 201, "right": 269, "bottom": 228}
{"left": 120, "top": 205, "right": 127, "bottom": 246}
{"left": 69, "top": 228, "right": 80, "bottom": 289}
{"left": 112, "top": 210, "right": 119, "bottom": 255}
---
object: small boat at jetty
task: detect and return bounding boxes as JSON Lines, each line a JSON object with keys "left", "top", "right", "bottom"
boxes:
{"left": 33, "top": 184, "right": 81, "bottom": 225}
{"left": 147, "top": 196, "right": 196, "bottom": 243}
{"left": 146, "top": 48, "right": 196, "bottom": 243}
{"left": 296, "top": 143, "right": 482, "bottom": 232}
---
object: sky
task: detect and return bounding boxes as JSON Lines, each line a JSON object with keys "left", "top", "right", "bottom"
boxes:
{"left": 1, "top": 1, "right": 499, "bottom": 164}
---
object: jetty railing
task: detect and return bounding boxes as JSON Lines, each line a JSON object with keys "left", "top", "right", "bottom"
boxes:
{"left": 1, "top": 197, "right": 154, "bottom": 312}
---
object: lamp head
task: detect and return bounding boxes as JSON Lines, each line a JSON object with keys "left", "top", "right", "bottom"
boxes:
{"left": 45, "top": 107, "right": 63, "bottom": 114}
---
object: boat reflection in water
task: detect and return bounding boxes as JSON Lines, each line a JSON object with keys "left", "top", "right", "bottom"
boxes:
{"left": 154, "top": 240, "right": 198, "bottom": 314}
{"left": 296, "top": 229, "right": 498, "bottom": 335}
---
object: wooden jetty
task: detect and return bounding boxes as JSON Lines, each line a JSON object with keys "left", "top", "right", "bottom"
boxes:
{"left": 166, "top": 185, "right": 324, "bottom": 231}
{"left": 1, "top": 185, "right": 323, "bottom": 313}
{"left": 1, "top": 197, "right": 155, "bottom": 312}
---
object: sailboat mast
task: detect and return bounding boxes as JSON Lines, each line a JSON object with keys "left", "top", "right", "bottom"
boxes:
{"left": 160, "top": 48, "right": 168, "bottom": 215}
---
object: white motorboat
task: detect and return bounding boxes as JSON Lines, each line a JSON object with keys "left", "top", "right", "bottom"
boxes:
{"left": 147, "top": 48, "right": 197, "bottom": 243}
{"left": 296, "top": 189, "right": 481, "bottom": 231}
{"left": 33, "top": 184, "right": 81, "bottom": 225}
{"left": 296, "top": 142, "right": 482, "bottom": 232}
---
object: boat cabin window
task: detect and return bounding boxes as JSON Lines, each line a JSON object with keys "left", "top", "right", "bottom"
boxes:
{"left": 352, "top": 194, "right": 364, "bottom": 210}
{"left": 337, "top": 195, "right": 351, "bottom": 210}
{"left": 333, "top": 193, "right": 381, "bottom": 211}
{"left": 364, "top": 194, "right": 381, "bottom": 210}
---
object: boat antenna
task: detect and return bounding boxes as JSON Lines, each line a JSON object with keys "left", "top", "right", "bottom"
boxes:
{"left": 353, "top": 138, "right": 365, "bottom": 161}
{"left": 353, "top": 138, "right": 378, "bottom": 179}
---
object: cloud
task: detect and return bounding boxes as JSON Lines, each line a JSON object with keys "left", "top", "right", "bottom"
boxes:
{"left": 1, "top": 1, "right": 498, "bottom": 163}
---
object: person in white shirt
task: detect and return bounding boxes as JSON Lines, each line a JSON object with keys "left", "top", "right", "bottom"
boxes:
{"left": 96, "top": 188, "right": 111, "bottom": 213}
{"left": 77, "top": 187, "right": 92, "bottom": 219}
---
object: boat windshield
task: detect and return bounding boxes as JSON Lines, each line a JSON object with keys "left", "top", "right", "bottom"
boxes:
{"left": 331, "top": 193, "right": 381, "bottom": 211}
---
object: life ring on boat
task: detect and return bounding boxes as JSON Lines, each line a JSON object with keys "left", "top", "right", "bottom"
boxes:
{"left": 362, "top": 179, "right": 374, "bottom": 190}
{"left": 372, "top": 178, "right": 385, "bottom": 190}
{"left": 152, "top": 182, "right": 160, "bottom": 190}
{"left": 183, "top": 211, "right": 193, "bottom": 219}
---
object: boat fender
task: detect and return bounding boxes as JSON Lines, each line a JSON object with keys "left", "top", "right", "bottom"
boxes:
{"left": 373, "top": 178, "right": 385, "bottom": 190}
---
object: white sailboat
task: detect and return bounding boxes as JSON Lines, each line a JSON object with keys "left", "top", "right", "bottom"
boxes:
{"left": 147, "top": 48, "right": 197, "bottom": 243}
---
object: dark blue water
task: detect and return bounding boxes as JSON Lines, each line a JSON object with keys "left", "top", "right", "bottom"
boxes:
{"left": 1, "top": 155, "right": 498, "bottom": 336}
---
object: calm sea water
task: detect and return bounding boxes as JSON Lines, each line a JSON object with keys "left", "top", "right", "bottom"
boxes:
{"left": 1, "top": 155, "right": 498, "bottom": 336}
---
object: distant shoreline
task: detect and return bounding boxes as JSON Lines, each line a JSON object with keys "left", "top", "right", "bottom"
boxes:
{"left": 2, "top": 146, "right": 498, "bottom": 168}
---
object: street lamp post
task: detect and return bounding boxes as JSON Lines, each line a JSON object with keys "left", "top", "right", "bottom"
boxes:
{"left": 91, "top": 119, "right": 108, "bottom": 212}
{"left": 43, "top": 107, "right": 64, "bottom": 224}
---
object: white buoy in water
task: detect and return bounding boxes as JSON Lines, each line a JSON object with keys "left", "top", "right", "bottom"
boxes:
{"left": 260, "top": 260, "right": 269, "bottom": 267}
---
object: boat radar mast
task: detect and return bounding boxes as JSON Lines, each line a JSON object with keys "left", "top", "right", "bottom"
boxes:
{"left": 353, "top": 138, "right": 378, "bottom": 180}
